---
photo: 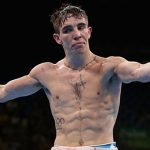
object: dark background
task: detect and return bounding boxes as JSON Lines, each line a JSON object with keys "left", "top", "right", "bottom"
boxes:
{"left": 0, "top": 0, "right": 150, "bottom": 150}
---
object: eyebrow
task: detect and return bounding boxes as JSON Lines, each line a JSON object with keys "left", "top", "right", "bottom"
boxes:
{"left": 62, "top": 22, "right": 87, "bottom": 31}
{"left": 77, "top": 23, "right": 87, "bottom": 26}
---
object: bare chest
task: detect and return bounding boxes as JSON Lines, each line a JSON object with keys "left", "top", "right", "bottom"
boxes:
{"left": 41, "top": 65, "right": 121, "bottom": 111}
{"left": 49, "top": 70, "right": 101, "bottom": 100}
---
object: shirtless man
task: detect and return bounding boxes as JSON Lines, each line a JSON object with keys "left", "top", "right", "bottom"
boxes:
{"left": 0, "top": 4, "right": 150, "bottom": 150}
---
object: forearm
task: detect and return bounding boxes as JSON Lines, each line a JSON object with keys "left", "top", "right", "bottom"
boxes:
{"left": 116, "top": 61, "right": 150, "bottom": 83}
{"left": 0, "top": 76, "right": 41, "bottom": 103}
{"left": 136, "top": 62, "right": 150, "bottom": 82}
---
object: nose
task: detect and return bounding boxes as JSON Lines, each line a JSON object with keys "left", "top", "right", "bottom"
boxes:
{"left": 72, "top": 28, "right": 81, "bottom": 40}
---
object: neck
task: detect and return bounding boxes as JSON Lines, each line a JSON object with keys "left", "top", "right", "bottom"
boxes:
{"left": 64, "top": 51, "right": 96, "bottom": 71}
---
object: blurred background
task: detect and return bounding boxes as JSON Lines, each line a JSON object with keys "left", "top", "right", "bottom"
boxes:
{"left": 0, "top": 0, "right": 150, "bottom": 150}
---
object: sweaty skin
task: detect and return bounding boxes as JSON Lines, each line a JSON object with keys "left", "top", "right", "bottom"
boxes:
{"left": 27, "top": 56, "right": 149, "bottom": 146}
{"left": 0, "top": 14, "right": 150, "bottom": 147}
{"left": 0, "top": 55, "right": 149, "bottom": 146}
{"left": 48, "top": 56, "right": 122, "bottom": 146}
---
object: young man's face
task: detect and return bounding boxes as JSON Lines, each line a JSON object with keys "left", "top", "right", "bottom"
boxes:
{"left": 53, "top": 16, "right": 92, "bottom": 55}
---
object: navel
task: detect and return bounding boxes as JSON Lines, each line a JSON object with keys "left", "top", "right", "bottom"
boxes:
{"left": 79, "top": 139, "right": 84, "bottom": 146}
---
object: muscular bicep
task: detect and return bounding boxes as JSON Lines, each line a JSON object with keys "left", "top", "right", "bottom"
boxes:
{"left": 115, "top": 61, "right": 142, "bottom": 83}
{"left": 0, "top": 75, "right": 42, "bottom": 102}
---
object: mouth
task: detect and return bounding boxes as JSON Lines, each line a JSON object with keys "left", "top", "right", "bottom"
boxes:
{"left": 72, "top": 42, "right": 85, "bottom": 48}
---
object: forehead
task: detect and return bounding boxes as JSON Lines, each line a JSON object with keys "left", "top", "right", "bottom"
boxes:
{"left": 60, "top": 16, "right": 88, "bottom": 29}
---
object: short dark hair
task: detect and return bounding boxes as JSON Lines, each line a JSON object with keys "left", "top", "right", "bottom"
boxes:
{"left": 50, "top": 3, "right": 88, "bottom": 33}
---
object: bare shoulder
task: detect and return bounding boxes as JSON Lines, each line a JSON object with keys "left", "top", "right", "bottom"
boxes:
{"left": 94, "top": 55, "right": 128, "bottom": 74}
{"left": 55, "top": 59, "right": 65, "bottom": 66}
{"left": 94, "top": 55, "right": 104, "bottom": 62}
{"left": 106, "top": 56, "right": 127, "bottom": 64}
{"left": 29, "top": 62, "right": 58, "bottom": 78}
{"left": 94, "top": 55, "right": 127, "bottom": 65}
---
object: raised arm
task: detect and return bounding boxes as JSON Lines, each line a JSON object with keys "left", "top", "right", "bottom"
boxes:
{"left": 115, "top": 60, "right": 150, "bottom": 83}
{"left": 0, "top": 65, "right": 43, "bottom": 103}
{"left": 0, "top": 75, "right": 42, "bottom": 103}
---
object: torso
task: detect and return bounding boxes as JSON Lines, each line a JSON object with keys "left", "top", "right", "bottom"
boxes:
{"left": 35, "top": 56, "right": 122, "bottom": 146}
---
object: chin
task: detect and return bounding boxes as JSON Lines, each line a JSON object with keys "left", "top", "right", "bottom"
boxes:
{"left": 73, "top": 49, "right": 85, "bottom": 55}
{"left": 72, "top": 46, "right": 86, "bottom": 54}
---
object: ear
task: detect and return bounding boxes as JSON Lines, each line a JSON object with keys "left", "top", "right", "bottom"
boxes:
{"left": 53, "top": 33, "right": 62, "bottom": 45}
{"left": 87, "top": 26, "right": 92, "bottom": 39}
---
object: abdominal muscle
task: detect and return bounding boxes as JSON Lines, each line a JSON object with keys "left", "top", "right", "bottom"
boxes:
{"left": 46, "top": 62, "right": 121, "bottom": 146}
{"left": 51, "top": 94, "right": 117, "bottom": 147}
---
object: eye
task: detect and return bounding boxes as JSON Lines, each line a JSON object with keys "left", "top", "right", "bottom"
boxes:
{"left": 78, "top": 24, "right": 86, "bottom": 30}
{"left": 62, "top": 26, "right": 73, "bottom": 33}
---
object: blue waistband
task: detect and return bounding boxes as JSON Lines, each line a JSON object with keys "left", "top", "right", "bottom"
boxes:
{"left": 91, "top": 142, "right": 116, "bottom": 148}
